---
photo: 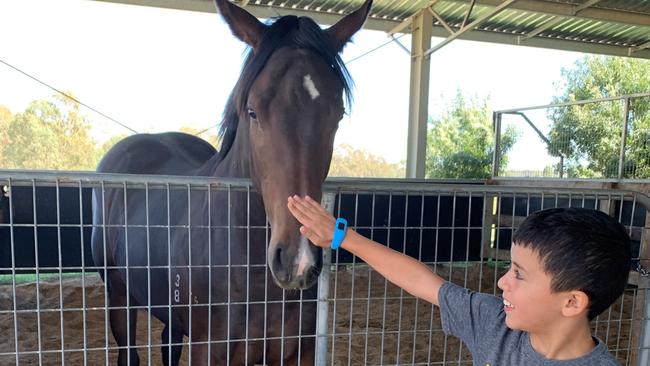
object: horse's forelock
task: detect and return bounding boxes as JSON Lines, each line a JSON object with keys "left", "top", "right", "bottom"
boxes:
{"left": 217, "top": 14, "right": 353, "bottom": 160}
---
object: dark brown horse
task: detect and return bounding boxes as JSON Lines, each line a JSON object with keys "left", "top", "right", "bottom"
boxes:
{"left": 91, "top": 0, "right": 372, "bottom": 365}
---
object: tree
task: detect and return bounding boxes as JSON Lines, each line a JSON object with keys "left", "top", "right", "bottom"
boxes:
{"left": 426, "top": 92, "right": 518, "bottom": 179}
{"left": 328, "top": 144, "right": 405, "bottom": 178}
{"left": 548, "top": 56, "right": 650, "bottom": 178}
{"left": 0, "top": 106, "right": 12, "bottom": 167}
{"left": 1, "top": 94, "right": 98, "bottom": 170}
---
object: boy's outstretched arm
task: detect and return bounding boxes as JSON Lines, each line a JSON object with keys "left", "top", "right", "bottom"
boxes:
{"left": 288, "top": 195, "right": 445, "bottom": 306}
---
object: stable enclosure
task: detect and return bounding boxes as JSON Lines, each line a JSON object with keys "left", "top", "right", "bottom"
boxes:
{"left": 0, "top": 171, "right": 649, "bottom": 365}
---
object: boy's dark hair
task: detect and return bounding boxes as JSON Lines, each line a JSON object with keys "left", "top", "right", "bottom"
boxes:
{"left": 513, "top": 207, "right": 631, "bottom": 320}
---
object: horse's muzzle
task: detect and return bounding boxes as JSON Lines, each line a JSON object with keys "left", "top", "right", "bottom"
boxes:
{"left": 268, "top": 241, "right": 322, "bottom": 290}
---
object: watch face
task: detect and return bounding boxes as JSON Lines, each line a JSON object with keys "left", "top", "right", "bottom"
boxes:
{"left": 337, "top": 222, "right": 345, "bottom": 230}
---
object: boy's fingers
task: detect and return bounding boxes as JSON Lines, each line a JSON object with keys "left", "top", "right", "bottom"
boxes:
{"left": 288, "top": 200, "right": 312, "bottom": 224}
{"left": 293, "top": 195, "right": 325, "bottom": 219}
{"left": 300, "top": 226, "right": 314, "bottom": 239}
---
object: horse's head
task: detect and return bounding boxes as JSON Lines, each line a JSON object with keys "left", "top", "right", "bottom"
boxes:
{"left": 215, "top": 0, "right": 372, "bottom": 289}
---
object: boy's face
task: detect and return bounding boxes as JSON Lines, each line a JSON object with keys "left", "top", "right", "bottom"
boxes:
{"left": 497, "top": 243, "right": 567, "bottom": 333}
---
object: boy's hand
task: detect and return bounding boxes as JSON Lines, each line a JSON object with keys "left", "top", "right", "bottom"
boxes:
{"left": 287, "top": 195, "right": 336, "bottom": 248}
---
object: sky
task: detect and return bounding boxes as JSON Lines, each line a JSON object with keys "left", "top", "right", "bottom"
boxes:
{"left": 0, "top": 0, "right": 585, "bottom": 170}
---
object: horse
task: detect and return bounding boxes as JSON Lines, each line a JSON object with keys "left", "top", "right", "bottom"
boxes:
{"left": 91, "top": 0, "right": 373, "bottom": 365}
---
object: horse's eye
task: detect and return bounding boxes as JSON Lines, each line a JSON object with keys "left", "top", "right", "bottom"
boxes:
{"left": 247, "top": 108, "right": 257, "bottom": 120}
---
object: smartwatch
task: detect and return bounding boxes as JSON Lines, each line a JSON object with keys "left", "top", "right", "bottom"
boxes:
{"left": 331, "top": 218, "right": 348, "bottom": 250}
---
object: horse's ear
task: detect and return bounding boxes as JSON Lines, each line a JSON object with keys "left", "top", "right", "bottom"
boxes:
{"left": 214, "top": 0, "right": 267, "bottom": 49}
{"left": 326, "top": 0, "right": 373, "bottom": 53}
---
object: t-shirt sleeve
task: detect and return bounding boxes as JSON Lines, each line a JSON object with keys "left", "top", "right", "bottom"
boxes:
{"left": 438, "top": 281, "right": 504, "bottom": 351}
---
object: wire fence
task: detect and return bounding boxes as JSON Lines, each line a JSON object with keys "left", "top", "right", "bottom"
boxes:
{"left": 0, "top": 171, "right": 648, "bottom": 365}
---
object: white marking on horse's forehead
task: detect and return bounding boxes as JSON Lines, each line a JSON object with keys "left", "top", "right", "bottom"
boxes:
{"left": 303, "top": 74, "right": 320, "bottom": 100}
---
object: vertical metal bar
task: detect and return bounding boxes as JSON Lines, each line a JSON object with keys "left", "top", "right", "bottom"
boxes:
{"left": 281, "top": 287, "right": 286, "bottom": 364}
{"left": 492, "top": 192, "right": 503, "bottom": 296}
{"left": 477, "top": 192, "right": 487, "bottom": 294}
{"left": 123, "top": 181, "right": 131, "bottom": 366}
{"left": 145, "top": 183, "right": 152, "bottom": 364}
{"left": 428, "top": 191, "right": 442, "bottom": 365}
{"left": 207, "top": 184, "right": 213, "bottom": 364}
{"left": 396, "top": 192, "right": 409, "bottom": 363}
{"left": 8, "top": 180, "right": 20, "bottom": 366}
{"left": 227, "top": 185, "right": 232, "bottom": 365}
{"left": 618, "top": 97, "right": 630, "bottom": 179}
{"left": 263, "top": 214, "right": 269, "bottom": 366}
{"left": 101, "top": 182, "right": 110, "bottom": 365}
{"left": 379, "top": 191, "right": 393, "bottom": 364}
{"left": 246, "top": 186, "right": 251, "bottom": 365}
{"left": 635, "top": 194, "right": 650, "bottom": 366}
{"left": 411, "top": 191, "right": 426, "bottom": 364}
{"left": 329, "top": 193, "right": 343, "bottom": 366}
{"left": 56, "top": 180, "right": 65, "bottom": 364}
{"left": 362, "top": 192, "right": 377, "bottom": 365}
{"left": 167, "top": 183, "right": 173, "bottom": 366}
{"left": 492, "top": 112, "right": 503, "bottom": 178}
{"left": 346, "top": 192, "right": 359, "bottom": 364}
{"left": 638, "top": 276, "right": 650, "bottom": 366}
{"left": 31, "top": 180, "right": 43, "bottom": 366}
{"left": 187, "top": 184, "right": 193, "bottom": 365}
{"left": 449, "top": 192, "right": 463, "bottom": 365}
{"left": 616, "top": 196, "right": 637, "bottom": 360}
{"left": 78, "top": 181, "right": 88, "bottom": 366}
{"left": 298, "top": 283, "right": 304, "bottom": 366}
{"left": 626, "top": 285, "right": 637, "bottom": 365}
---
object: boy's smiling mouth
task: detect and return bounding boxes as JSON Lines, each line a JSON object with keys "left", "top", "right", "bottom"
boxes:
{"left": 503, "top": 298, "right": 515, "bottom": 311}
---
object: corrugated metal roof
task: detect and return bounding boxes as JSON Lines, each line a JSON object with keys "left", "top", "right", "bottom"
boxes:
{"left": 95, "top": 0, "right": 650, "bottom": 58}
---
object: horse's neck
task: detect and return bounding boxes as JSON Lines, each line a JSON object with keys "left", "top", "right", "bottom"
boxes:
{"left": 202, "top": 121, "right": 251, "bottom": 179}
{"left": 200, "top": 120, "right": 267, "bottom": 221}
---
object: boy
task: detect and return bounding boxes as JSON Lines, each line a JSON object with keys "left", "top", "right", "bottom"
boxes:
{"left": 287, "top": 195, "right": 631, "bottom": 365}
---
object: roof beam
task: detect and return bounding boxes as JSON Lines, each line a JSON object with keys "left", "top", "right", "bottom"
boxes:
{"left": 90, "top": 0, "right": 402, "bottom": 30}
{"left": 631, "top": 41, "right": 650, "bottom": 54}
{"left": 447, "top": 26, "right": 650, "bottom": 59}
{"left": 442, "top": 0, "right": 650, "bottom": 27}
{"left": 423, "top": 0, "right": 518, "bottom": 56}
{"left": 520, "top": 0, "right": 602, "bottom": 41}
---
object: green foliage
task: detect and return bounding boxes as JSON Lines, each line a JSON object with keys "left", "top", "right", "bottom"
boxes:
{"left": 0, "top": 106, "right": 12, "bottom": 168}
{"left": 1, "top": 95, "right": 97, "bottom": 170}
{"left": 328, "top": 144, "right": 404, "bottom": 178}
{"left": 426, "top": 92, "right": 518, "bottom": 179}
{"left": 548, "top": 56, "right": 650, "bottom": 178}
{"left": 0, "top": 95, "right": 225, "bottom": 171}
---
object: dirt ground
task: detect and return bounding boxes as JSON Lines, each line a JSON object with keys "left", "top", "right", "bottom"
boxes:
{"left": 0, "top": 263, "right": 641, "bottom": 365}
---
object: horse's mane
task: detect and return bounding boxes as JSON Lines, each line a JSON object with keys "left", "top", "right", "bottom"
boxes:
{"left": 217, "top": 15, "right": 354, "bottom": 161}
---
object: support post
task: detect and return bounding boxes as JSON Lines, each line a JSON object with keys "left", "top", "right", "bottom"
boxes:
{"left": 405, "top": 8, "right": 433, "bottom": 179}
{"left": 618, "top": 97, "right": 630, "bottom": 179}
{"left": 314, "top": 192, "right": 335, "bottom": 366}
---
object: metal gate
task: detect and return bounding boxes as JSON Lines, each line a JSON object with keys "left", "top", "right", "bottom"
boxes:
{"left": 1, "top": 171, "right": 649, "bottom": 365}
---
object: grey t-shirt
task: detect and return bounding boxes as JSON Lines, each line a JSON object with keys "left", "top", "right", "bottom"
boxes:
{"left": 438, "top": 282, "right": 620, "bottom": 366}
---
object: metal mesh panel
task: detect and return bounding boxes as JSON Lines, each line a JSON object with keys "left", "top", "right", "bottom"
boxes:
{"left": 495, "top": 93, "right": 650, "bottom": 180}
{"left": 0, "top": 172, "right": 649, "bottom": 365}
{"left": 318, "top": 182, "right": 650, "bottom": 366}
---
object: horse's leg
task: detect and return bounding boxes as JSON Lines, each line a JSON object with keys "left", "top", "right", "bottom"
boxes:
{"left": 161, "top": 323, "right": 184, "bottom": 366}
{"left": 107, "top": 278, "right": 140, "bottom": 366}
{"left": 277, "top": 338, "right": 315, "bottom": 366}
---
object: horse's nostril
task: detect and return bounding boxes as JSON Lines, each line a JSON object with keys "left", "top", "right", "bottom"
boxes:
{"left": 274, "top": 246, "right": 284, "bottom": 267}
{"left": 271, "top": 245, "right": 290, "bottom": 283}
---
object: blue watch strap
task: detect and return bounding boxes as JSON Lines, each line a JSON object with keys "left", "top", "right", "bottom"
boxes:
{"left": 331, "top": 218, "right": 348, "bottom": 250}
